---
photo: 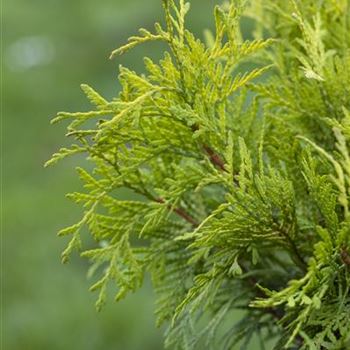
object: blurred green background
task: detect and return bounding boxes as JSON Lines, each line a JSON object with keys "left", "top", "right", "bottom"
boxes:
{"left": 4, "top": 1, "right": 218, "bottom": 349}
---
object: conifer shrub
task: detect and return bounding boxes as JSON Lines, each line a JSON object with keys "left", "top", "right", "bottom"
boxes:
{"left": 47, "top": 0, "right": 350, "bottom": 348}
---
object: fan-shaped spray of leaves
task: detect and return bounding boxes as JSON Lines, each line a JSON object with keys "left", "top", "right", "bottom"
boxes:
{"left": 48, "top": 0, "right": 350, "bottom": 348}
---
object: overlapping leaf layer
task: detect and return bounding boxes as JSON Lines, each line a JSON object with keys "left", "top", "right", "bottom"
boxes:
{"left": 48, "top": 1, "right": 350, "bottom": 348}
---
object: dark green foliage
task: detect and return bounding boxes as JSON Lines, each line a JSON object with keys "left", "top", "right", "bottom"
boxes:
{"left": 48, "top": 0, "right": 350, "bottom": 348}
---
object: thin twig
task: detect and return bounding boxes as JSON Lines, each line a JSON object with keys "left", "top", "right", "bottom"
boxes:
{"left": 155, "top": 198, "right": 199, "bottom": 227}
{"left": 203, "top": 145, "right": 227, "bottom": 172}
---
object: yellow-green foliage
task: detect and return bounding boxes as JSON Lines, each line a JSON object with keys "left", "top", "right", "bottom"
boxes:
{"left": 47, "top": 0, "right": 350, "bottom": 348}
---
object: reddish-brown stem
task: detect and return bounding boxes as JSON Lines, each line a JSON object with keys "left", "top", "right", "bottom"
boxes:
{"left": 341, "top": 247, "right": 350, "bottom": 266}
{"left": 191, "top": 125, "right": 227, "bottom": 173}
{"left": 155, "top": 198, "right": 199, "bottom": 227}
{"left": 203, "top": 145, "right": 227, "bottom": 172}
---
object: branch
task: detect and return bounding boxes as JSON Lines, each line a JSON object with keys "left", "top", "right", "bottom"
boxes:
{"left": 203, "top": 145, "right": 226, "bottom": 172}
{"left": 190, "top": 124, "right": 227, "bottom": 172}
{"left": 155, "top": 198, "right": 199, "bottom": 227}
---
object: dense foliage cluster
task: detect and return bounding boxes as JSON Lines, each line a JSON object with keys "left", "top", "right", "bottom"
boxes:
{"left": 47, "top": 0, "right": 350, "bottom": 348}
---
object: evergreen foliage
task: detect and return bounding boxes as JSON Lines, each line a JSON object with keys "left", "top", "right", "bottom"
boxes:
{"left": 47, "top": 0, "right": 350, "bottom": 348}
